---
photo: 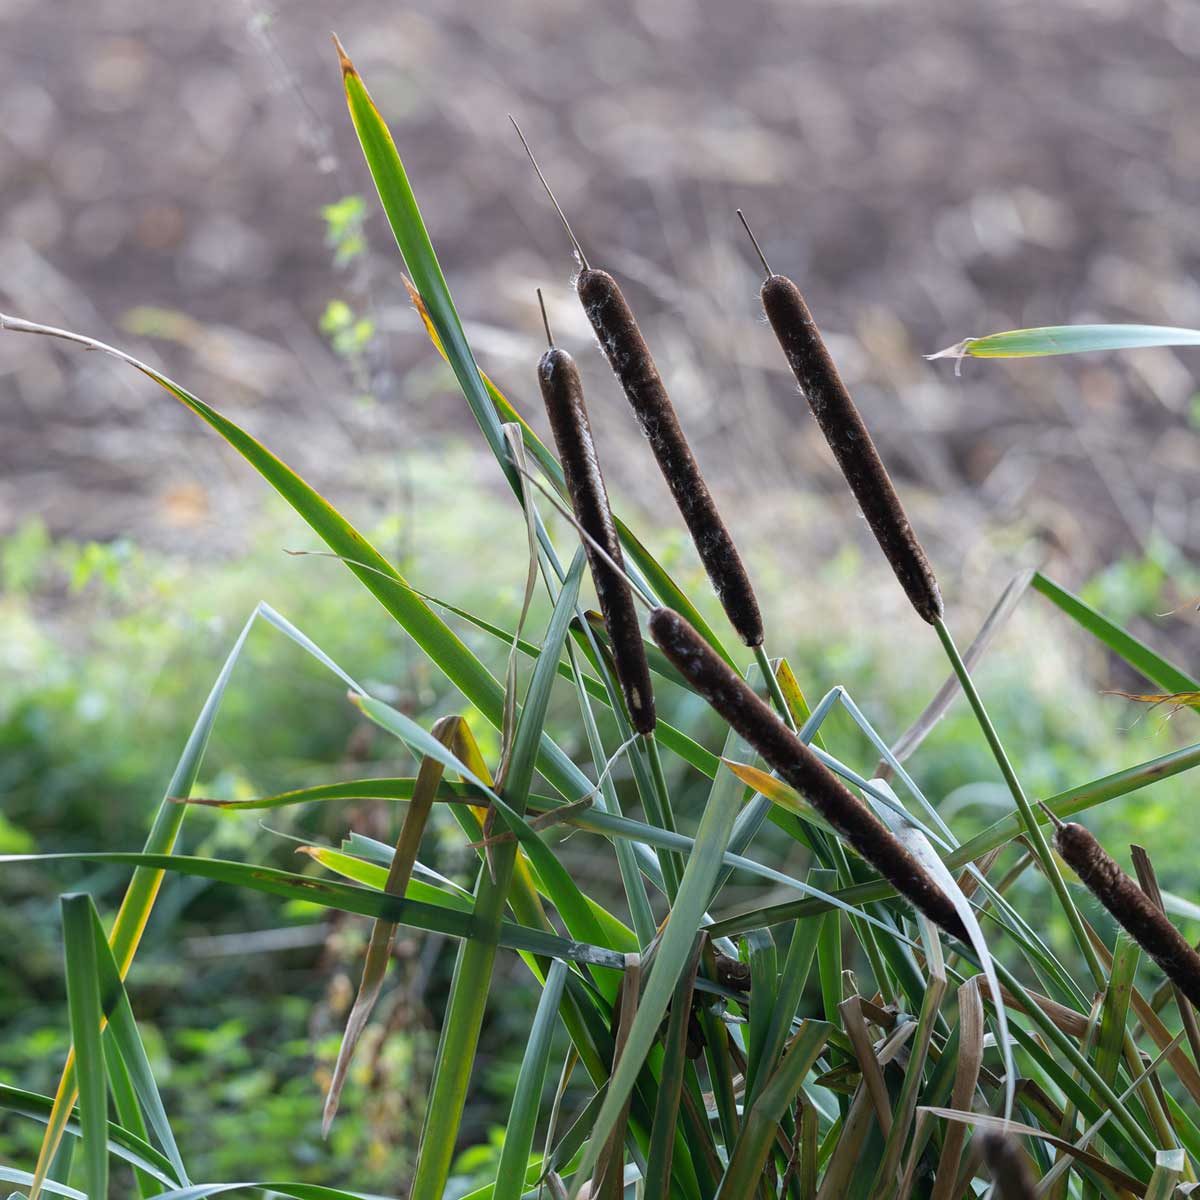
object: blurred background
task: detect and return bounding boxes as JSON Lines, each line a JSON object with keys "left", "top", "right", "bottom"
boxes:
{"left": 4, "top": 0, "right": 1200, "bottom": 1193}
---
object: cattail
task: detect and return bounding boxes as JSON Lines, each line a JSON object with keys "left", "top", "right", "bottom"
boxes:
{"left": 741, "top": 213, "right": 943, "bottom": 625}
{"left": 1053, "top": 818, "right": 1200, "bottom": 1009}
{"left": 981, "top": 1132, "right": 1036, "bottom": 1200}
{"left": 537, "top": 298, "right": 656, "bottom": 735}
{"left": 649, "top": 605, "right": 968, "bottom": 941}
{"left": 576, "top": 269, "right": 764, "bottom": 647}
{"left": 509, "top": 119, "right": 763, "bottom": 647}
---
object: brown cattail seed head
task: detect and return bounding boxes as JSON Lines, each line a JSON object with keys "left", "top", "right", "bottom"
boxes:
{"left": 577, "top": 267, "right": 764, "bottom": 648}
{"left": 539, "top": 346, "right": 656, "bottom": 735}
{"left": 981, "top": 1132, "right": 1037, "bottom": 1200}
{"left": 761, "top": 274, "right": 943, "bottom": 625}
{"left": 1054, "top": 821, "right": 1200, "bottom": 1009}
{"left": 649, "top": 606, "right": 968, "bottom": 941}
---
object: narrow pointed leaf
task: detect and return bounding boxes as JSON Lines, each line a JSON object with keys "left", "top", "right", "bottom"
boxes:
{"left": 61, "top": 895, "right": 107, "bottom": 1200}
{"left": 493, "top": 960, "right": 568, "bottom": 1200}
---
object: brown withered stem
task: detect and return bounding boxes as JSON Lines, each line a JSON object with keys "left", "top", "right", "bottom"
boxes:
{"left": 1053, "top": 818, "right": 1200, "bottom": 1009}
{"left": 981, "top": 1131, "right": 1037, "bottom": 1200}
{"left": 538, "top": 338, "right": 656, "bottom": 735}
{"left": 748, "top": 223, "right": 942, "bottom": 624}
{"left": 649, "top": 606, "right": 968, "bottom": 941}
{"left": 578, "top": 269, "right": 765, "bottom": 647}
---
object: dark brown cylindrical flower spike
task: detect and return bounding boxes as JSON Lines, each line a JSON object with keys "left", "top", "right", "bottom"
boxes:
{"left": 539, "top": 343, "right": 656, "bottom": 735}
{"left": 1054, "top": 820, "right": 1200, "bottom": 1009}
{"left": 981, "top": 1132, "right": 1037, "bottom": 1200}
{"left": 577, "top": 268, "right": 764, "bottom": 648}
{"left": 649, "top": 606, "right": 968, "bottom": 941}
{"left": 760, "top": 274, "right": 943, "bottom": 625}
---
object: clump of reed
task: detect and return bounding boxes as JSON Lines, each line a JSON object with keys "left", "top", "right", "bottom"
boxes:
{"left": 11, "top": 43, "right": 1200, "bottom": 1200}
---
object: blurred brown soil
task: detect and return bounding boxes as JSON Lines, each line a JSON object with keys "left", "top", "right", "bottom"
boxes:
{"left": 3, "top": 0, "right": 1200, "bottom": 621}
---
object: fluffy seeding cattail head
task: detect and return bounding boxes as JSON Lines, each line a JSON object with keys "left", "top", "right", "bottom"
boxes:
{"left": 538, "top": 343, "right": 656, "bottom": 735}
{"left": 981, "top": 1132, "right": 1037, "bottom": 1200}
{"left": 1053, "top": 819, "right": 1200, "bottom": 1009}
{"left": 759, "top": 272, "right": 943, "bottom": 625}
{"left": 577, "top": 268, "right": 765, "bottom": 648}
{"left": 649, "top": 605, "right": 968, "bottom": 941}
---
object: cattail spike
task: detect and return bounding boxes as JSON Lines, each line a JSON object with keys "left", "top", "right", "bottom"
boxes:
{"left": 649, "top": 605, "right": 968, "bottom": 941}
{"left": 537, "top": 288, "right": 554, "bottom": 349}
{"left": 1054, "top": 820, "right": 1200, "bottom": 1009}
{"left": 981, "top": 1132, "right": 1037, "bottom": 1200}
{"left": 735, "top": 209, "right": 772, "bottom": 279}
{"left": 510, "top": 116, "right": 590, "bottom": 269}
{"left": 538, "top": 342, "right": 655, "bottom": 734}
{"left": 578, "top": 267, "right": 765, "bottom": 647}
{"left": 759, "top": 270, "right": 943, "bottom": 625}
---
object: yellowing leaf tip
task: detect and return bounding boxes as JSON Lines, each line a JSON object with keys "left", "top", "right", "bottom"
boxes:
{"left": 331, "top": 32, "right": 356, "bottom": 78}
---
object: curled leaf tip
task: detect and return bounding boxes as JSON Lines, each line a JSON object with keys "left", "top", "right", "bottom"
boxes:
{"left": 331, "top": 32, "right": 356, "bottom": 77}
{"left": 924, "top": 338, "right": 975, "bottom": 362}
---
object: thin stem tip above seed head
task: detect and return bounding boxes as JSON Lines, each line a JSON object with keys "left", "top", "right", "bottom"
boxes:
{"left": 735, "top": 209, "right": 771, "bottom": 279}
{"left": 537, "top": 288, "right": 554, "bottom": 349}
{"left": 509, "top": 116, "right": 590, "bottom": 269}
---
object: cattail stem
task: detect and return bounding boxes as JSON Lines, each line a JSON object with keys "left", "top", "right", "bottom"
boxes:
{"left": 751, "top": 643, "right": 796, "bottom": 731}
{"left": 539, "top": 342, "right": 656, "bottom": 736}
{"left": 643, "top": 735, "right": 683, "bottom": 899}
{"left": 650, "top": 606, "right": 969, "bottom": 942}
{"left": 577, "top": 268, "right": 765, "bottom": 648}
{"left": 1053, "top": 821, "right": 1200, "bottom": 1010}
{"left": 753, "top": 252, "right": 942, "bottom": 625}
{"left": 933, "top": 618, "right": 1106, "bottom": 988}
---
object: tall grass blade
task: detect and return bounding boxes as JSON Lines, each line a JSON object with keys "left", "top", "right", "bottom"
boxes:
{"left": 60, "top": 895, "right": 108, "bottom": 1200}
{"left": 81, "top": 901, "right": 188, "bottom": 1185}
{"left": 929, "top": 978, "right": 984, "bottom": 1200}
{"left": 0, "top": 314, "right": 620, "bottom": 827}
{"left": 644, "top": 935, "right": 703, "bottom": 1198}
{"left": 1032, "top": 572, "right": 1200, "bottom": 700}
{"left": 334, "top": 39, "right": 511, "bottom": 475}
{"left": 929, "top": 324, "right": 1200, "bottom": 361}
{"left": 3, "top": 852, "right": 627, "bottom": 970}
{"left": 493, "top": 960, "right": 568, "bottom": 1200}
